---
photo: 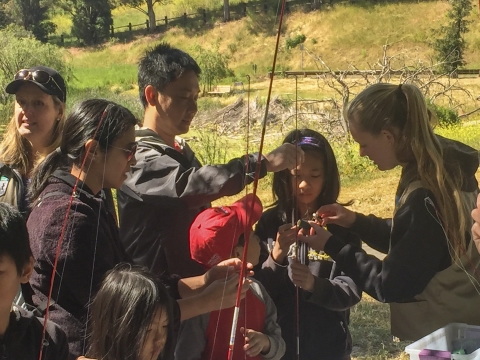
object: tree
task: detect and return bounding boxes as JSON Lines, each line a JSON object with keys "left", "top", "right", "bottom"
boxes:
{"left": 114, "top": 0, "right": 167, "bottom": 32}
{"left": 62, "top": 0, "right": 112, "bottom": 45}
{"left": 4, "top": 0, "right": 56, "bottom": 41}
{"left": 191, "top": 44, "right": 233, "bottom": 93}
{"left": 433, "top": 0, "right": 473, "bottom": 74}
{"left": 224, "top": 0, "right": 230, "bottom": 22}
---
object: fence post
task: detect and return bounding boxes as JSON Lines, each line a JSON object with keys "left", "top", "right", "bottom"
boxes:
{"left": 242, "top": 2, "right": 247, "bottom": 17}
{"left": 165, "top": 16, "right": 168, "bottom": 28}
{"left": 263, "top": 3, "right": 268, "bottom": 13}
{"left": 285, "top": 2, "right": 290, "bottom": 13}
{"left": 60, "top": 34, "right": 64, "bottom": 44}
{"left": 203, "top": 9, "right": 207, "bottom": 24}
{"left": 183, "top": 12, "right": 187, "bottom": 26}
{"left": 128, "top": 22, "right": 132, "bottom": 32}
{"left": 146, "top": 19, "right": 149, "bottom": 30}
{"left": 110, "top": 25, "right": 114, "bottom": 35}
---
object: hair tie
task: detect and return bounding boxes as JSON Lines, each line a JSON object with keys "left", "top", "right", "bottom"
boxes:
{"left": 55, "top": 146, "right": 63, "bottom": 155}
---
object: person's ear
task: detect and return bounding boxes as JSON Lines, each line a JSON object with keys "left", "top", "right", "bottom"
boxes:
{"left": 20, "top": 256, "right": 34, "bottom": 283}
{"left": 145, "top": 85, "right": 159, "bottom": 107}
{"left": 382, "top": 130, "right": 395, "bottom": 145}
{"left": 232, "top": 245, "right": 243, "bottom": 259}
{"left": 84, "top": 139, "right": 100, "bottom": 160}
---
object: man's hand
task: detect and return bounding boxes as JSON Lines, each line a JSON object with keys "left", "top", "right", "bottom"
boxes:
{"left": 265, "top": 143, "right": 304, "bottom": 172}
{"left": 204, "top": 258, "right": 254, "bottom": 287}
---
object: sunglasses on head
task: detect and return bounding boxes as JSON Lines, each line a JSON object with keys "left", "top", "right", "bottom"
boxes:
{"left": 14, "top": 69, "right": 64, "bottom": 99}
{"left": 111, "top": 143, "right": 137, "bottom": 162}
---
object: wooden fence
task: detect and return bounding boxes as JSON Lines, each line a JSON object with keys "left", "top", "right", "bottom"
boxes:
{"left": 47, "top": 0, "right": 320, "bottom": 46}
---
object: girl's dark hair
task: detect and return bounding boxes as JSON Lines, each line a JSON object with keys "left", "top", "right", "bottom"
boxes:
{"left": 29, "top": 99, "right": 138, "bottom": 201}
{"left": 272, "top": 129, "right": 343, "bottom": 217}
{"left": 86, "top": 264, "right": 175, "bottom": 360}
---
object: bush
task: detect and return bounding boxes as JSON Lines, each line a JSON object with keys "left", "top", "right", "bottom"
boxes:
{"left": 427, "top": 100, "right": 460, "bottom": 128}
{"left": 286, "top": 34, "right": 306, "bottom": 50}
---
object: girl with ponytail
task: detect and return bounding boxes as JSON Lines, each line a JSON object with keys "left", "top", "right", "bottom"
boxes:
{"left": 298, "top": 83, "right": 480, "bottom": 341}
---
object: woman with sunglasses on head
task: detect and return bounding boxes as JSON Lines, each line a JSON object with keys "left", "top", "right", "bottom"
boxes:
{"left": 0, "top": 66, "right": 67, "bottom": 217}
{"left": 26, "top": 99, "right": 251, "bottom": 359}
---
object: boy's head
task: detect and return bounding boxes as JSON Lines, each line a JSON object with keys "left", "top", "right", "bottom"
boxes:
{"left": 190, "top": 194, "right": 263, "bottom": 269}
{"left": 0, "top": 203, "right": 34, "bottom": 313}
{"left": 137, "top": 42, "right": 201, "bottom": 107}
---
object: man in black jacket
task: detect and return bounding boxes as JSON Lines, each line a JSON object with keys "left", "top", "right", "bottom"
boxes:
{"left": 118, "top": 43, "right": 303, "bottom": 277}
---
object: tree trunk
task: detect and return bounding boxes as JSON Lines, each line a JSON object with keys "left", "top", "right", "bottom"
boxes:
{"left": 147, "top": 1, "right": 156, "bottom": 31}
{"left": 224, "top": 0, "right": 230, "bottom": 22}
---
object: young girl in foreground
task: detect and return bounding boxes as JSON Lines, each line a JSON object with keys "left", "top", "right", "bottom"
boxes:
{"left": 83, "top": 264, "right": 174, "bottom": 360}
{"left": 254, "top": 129, "right": 362, "bottom": 360}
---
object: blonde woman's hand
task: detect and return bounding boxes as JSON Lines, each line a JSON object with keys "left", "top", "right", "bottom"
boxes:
{"left": 297, "top": 221, "right": 332, "bottom": 252}
{"left": 472, "top": 193, "right": 480, "bottom": 254}
{"left": 316, "top": 203, "right": 356, "bottom": 228}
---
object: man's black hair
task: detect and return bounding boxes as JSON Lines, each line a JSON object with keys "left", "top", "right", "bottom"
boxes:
{"left": 0, "top": 203, "right": 32, "bottom": 274}
{"left": 137, "top": 42, "right": 201, "bottom": 108}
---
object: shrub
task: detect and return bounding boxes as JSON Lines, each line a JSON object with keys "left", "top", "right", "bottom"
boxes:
{"left": 427, "top": 100, "right": 460, "bottom": 128}
{"left": 286, "top": 34, "right": 306, "bottom": 50}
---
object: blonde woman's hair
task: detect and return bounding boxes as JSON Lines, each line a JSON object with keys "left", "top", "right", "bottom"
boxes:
{"left": 0, "top": 96, "right": 65, "bottom": 176}
{"left": 345, "top": 83, "right": 468, "bottom": 259}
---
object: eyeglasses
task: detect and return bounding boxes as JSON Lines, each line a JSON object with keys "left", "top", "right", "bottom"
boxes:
{"left": 14, "top": 69, "right": 64, "bottom": 100}
{"left": 111, "top": 143, "right": 137, "bottom": 162}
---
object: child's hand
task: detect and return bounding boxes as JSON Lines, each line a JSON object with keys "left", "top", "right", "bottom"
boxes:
{"left": 240, "top": 327, "right": 271, "bottom": 357}
{"left": 297, "top": 221, "right": 332, "bottom": 252}
{"left": 265, "top": 143, "right": 304, "bottom": 172}
{"left": 272, "top": 223, "right": 298, "bottom": 263}
{"left": 290, "top": 262, "right": 315, "bottom": 292}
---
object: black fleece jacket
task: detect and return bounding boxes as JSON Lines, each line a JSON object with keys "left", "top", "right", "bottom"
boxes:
{"left": 0, "top": 308, "right": 69, "bottom": 360}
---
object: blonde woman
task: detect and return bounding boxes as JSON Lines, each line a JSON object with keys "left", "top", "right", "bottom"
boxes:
{"left": 298, "top": 83, "right": 480, "bottom": 341}
{"left": 0, "top": 66, "right": 66, "bottom": 216}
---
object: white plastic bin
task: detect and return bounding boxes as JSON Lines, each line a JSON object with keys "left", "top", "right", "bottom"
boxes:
{"left": 404, "top": 323, "right": 480, "bottom": 360}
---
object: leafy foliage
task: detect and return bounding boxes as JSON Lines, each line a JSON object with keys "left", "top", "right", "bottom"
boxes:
{"left": 432, "top": 0, "right": 472, "bottom": 73}
{"left": 113, "top": 0, "right": 167, "bottom": 31}
{"left": 61, "top": 0, "right": 112, "bottom": 45}
{"left": 191, "top": 44, "right": 234, "bottom": 92}
{"left": 427, "top": 100, "right": 460, "bottom": 128}
{"left": 2, "top": 0, "right": 56, "bottom": 41}
{"left": 285, "top": 34, "right": 306, "bottom": 50}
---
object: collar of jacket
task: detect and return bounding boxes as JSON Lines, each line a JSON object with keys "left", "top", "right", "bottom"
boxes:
{"left": 135, "top": 127, "right": 196, "bottom": 164}
{"left": 50, "top": 168, "right": 101, "bottom": 199}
